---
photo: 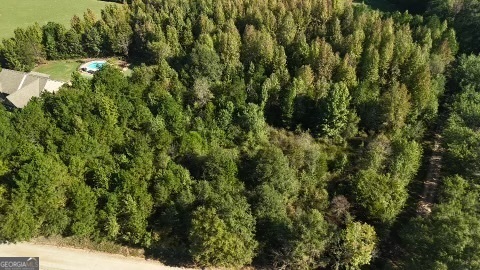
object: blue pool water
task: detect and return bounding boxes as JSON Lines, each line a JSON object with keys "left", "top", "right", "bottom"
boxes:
{"left": 86, "top": 61, "right": 106, "bottom": 71}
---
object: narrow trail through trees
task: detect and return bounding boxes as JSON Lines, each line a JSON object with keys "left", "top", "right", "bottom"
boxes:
{"left": 417, "top": 132, "right": 444, "bottom": 216}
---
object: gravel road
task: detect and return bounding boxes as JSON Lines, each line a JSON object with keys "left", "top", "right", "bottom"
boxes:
{"left": 0, "top": 242, "right": 192, "bottom": 270}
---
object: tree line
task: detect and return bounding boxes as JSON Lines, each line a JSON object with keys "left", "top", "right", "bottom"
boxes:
{"left": 373, "top": 0, "right": 480, "bottom": 54}
{"left": 0, "top": 0, "right": 461, "bottom": 268}
{"left": 0, "top": 5, "right": 132, "bottom": 71}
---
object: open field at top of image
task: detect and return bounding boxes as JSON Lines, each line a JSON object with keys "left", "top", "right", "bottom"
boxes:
{"left": 0, "top": 0, "right": 113, "bottom": 40}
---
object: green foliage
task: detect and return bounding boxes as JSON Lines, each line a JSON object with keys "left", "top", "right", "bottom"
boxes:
{"left": 249, "top": 146, "right": 298, "bottom": 199}
{"left": 321, "top": 82, "right": 353, "bottom": 138}
{"left": 443, "top": 55, "right": 480, "bottom": 178}
{"left": 117, "top": 170, "right": 153, "bottom": 246}
{"left": 101, "top": 5, "right": 133, "bottom": 56}
{"left": 401, "top": 176, "right": 480, "bottom": 269}
{"left": 428, "top": 0, "right": 480, "bottom": 53}
{"left": 12, "top": 154, "right": 72, "bottom": 236}
{"left": 189, "top": 206, "right": 257, "bottom": 267}
{"left": 69, "top": 181, "right": 97, "bottom": 237}
{"left": 0, "top": 194, "right": 38, "bottom": 241}
{"left": 83, "top": 27, "right": 102, "bottom": 57}
{"left": 337, "top": 222, "right": 377, "bottom": 269}
{"left": 381, "top": 82, "right": 411, "bottom": 131}
{"left": 1, "top": 23, "right": 45, "bottom": 70}
{"left": 398, "top": 52, "right": 480, "bottom": 269}
{"left": 246, "top": 146, "right": 299, "bottom": 262}
{"left": 0, "top": 0, "right": 460, "bottom": 268}
{"left": 42, "top": 22, "right": 68, "bottom": 60}
{"left": 189, "top": 38, "right": 223, "bottom": 82}
{"left": 288, "top": 210, "right": 331, "bottom": 269}
{"left": 355, "top": 136, "right": 421, "bottom": 223}
{"left": 456, "top": 54, "right": 480, "bottom": 91}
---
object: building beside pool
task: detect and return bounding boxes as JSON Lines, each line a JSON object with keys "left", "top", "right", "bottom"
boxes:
{"left": 0, "top": 69, "right": 65, "bottom": 108}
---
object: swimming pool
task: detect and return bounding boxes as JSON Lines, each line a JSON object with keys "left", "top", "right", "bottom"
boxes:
{"left": 86, "top": 61, "right": 106, "bottom": 72}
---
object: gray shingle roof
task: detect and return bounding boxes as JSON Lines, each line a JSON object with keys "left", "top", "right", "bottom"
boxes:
{"left": 23, "top": 73, "right": 48, "bottom": 93}
{"left": 0, "top": 69, "right": 27, "bottom": 95}
{"left": 0, "top": 68, "right": 65, "bottom": 108}
{"left": 7, "top": 79, "right": 41, "bottom": 108}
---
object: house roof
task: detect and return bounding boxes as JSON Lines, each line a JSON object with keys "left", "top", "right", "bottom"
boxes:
{"left": 7, "top": 79, "right": 41, "bottom": 109}
{"left": 0, "top": 68, "right": 65, "bottom": 108}
{"left": 0, "top": 69, "right": 28, "bottom": 95}
{"left": 23, "top": 73, "right": 49, "bottom": 92}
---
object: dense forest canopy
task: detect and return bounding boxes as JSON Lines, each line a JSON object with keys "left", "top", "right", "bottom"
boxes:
{"left": 0, "top": 0, "right": 478, "bottom": 269}
{"left": 364, "top": 0, "right": 480, "bottom": 54}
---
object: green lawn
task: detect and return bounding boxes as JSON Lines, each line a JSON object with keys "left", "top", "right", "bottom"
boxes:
{"left": 33, "top": 60, "right": 82, "bottom": 81}
{"left": 0, "top": 0, "right": 113, "bottom": 40}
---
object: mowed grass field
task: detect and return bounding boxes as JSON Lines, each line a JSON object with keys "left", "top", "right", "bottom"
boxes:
{"left": 33, "top": 60, "right": 83, "bottom": 81}
{"left": 0, "top": 0, "right": 112, "bottom": 40}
